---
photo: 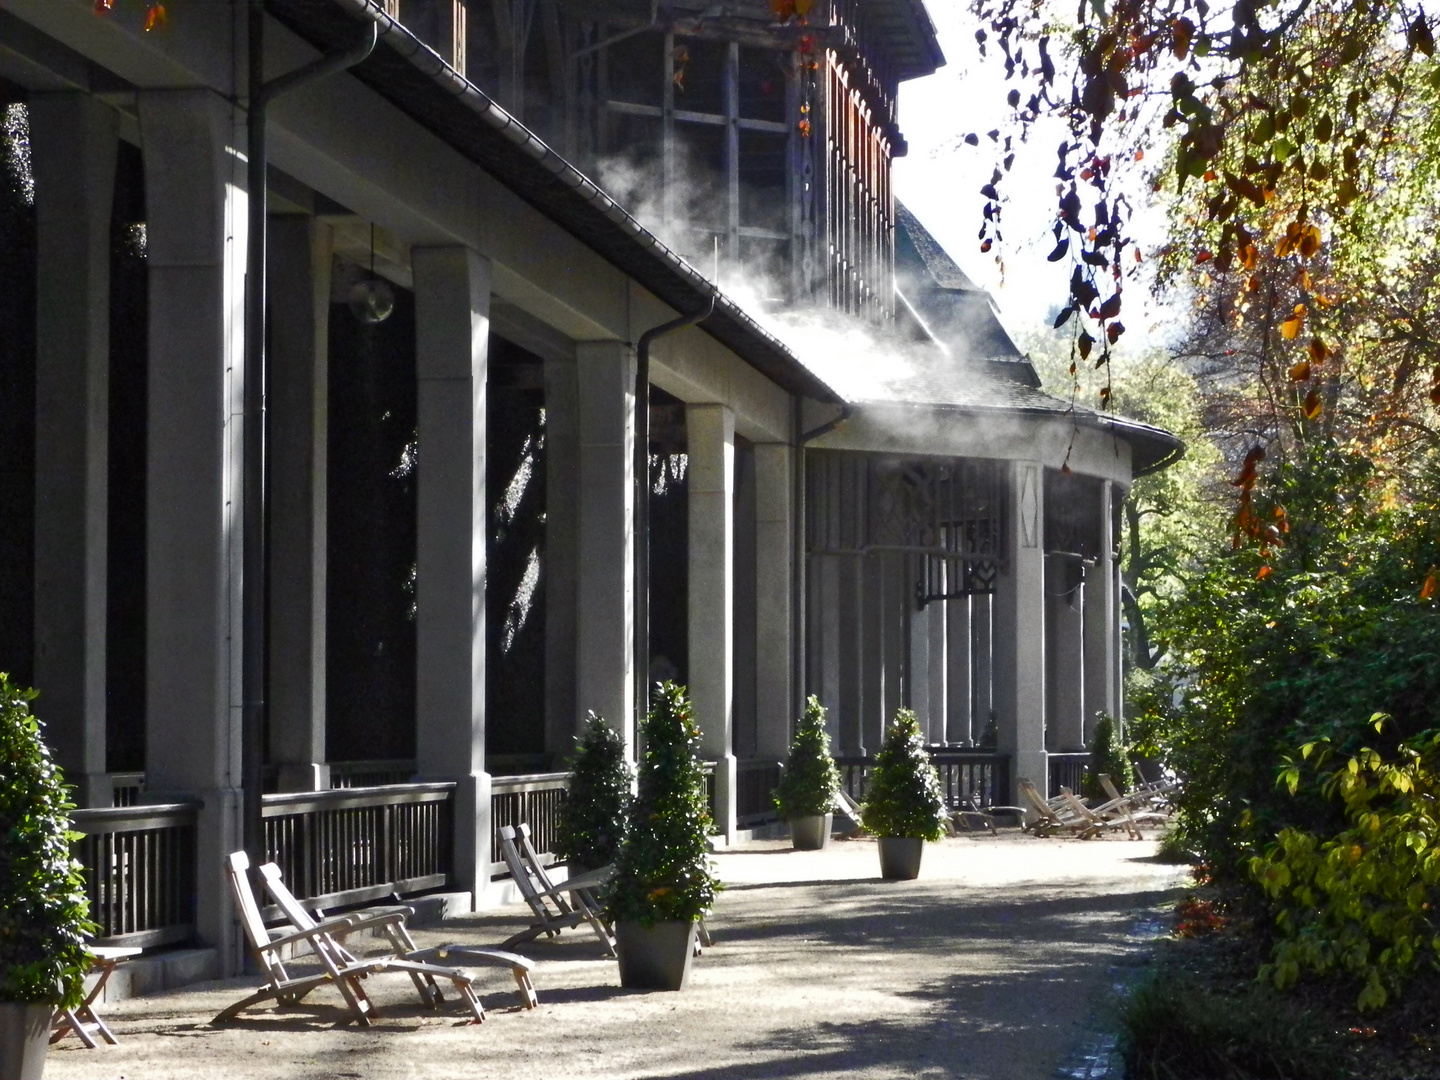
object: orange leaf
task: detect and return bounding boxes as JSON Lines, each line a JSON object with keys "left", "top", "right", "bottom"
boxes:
{"left": 1256, "top": 565, "right": 1273, "bottom": 580}
{"left": 1232, "top": 445, "right": 1265, "bottom": 488}
{"left": 144, "top": 2, "right": 166, "bottom": 30}
{"left": 1172, "top": 17, "right": 1195, "bottom": 58}
{"left": 1289, "top": 360, "right": 1311, "bottom": 381}
{"left": 1203, "top": 169, "right": 1218, "bottom": 182}
{"left": 980, "top": 239, "right": 992, "bottom": 253}
{"left": 94, "top": 0, "right": 114, "bottom": 11}
{"left": 1422, "top": 568, "right": 1438, "bottom": 601}
{"left": 1302, "top": 388, "right": 1322, "bottom": 419}
{"left": 1281, "top": 316, "right": 1303, "bottom": 340}
{"left": 1299, "top": 224, "right": 1322, "bottom": 259}
{"left": 1308, "top": 337, "right": 1329, "bottom": 364}
{"left": 1134, "top": 148, "right": 1145, "bottom": 162}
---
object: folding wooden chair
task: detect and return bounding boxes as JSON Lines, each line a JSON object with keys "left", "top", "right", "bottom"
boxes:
{"left": 257, "top": 861, "right": 537, "bottom": 1010}
{"left": 498, "top": 824, "right": 616, "bottom": 955}
{"left": 1016, "top": 778, "right": 1103, "bottom": 838}
{"left": 50, "top": 945, "right": 141, "bottom": 1048}
{"left": 216, "top": 851, "right": 485, "bottom": 1025}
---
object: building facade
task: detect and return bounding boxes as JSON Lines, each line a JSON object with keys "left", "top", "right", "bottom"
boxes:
{"left": 0, "top": 0, "right": 1179, "bottom": 974}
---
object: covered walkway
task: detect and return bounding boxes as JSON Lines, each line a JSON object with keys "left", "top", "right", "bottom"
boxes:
{"left": 48, "top": 835, "right": 1186, "bottom": 1080}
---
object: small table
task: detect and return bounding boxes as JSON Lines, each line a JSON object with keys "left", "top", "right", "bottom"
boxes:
{"left": 51, "top": 945, "right": 142, "bottom": 1048}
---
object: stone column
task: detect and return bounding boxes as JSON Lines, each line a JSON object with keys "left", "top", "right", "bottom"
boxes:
{"left": 687, "top": 403, "right": 736, "bottom": 840}
{"left": 860, "top": 553, "right": 886, "bottom": 751}
{"left": 267, "top": 216, "right": 332, "bottom": 792}
{"left": 1084, "top": 480, "right": 1119, "bottom": 744}
{"left": 1046, "top": 556, "right": 1086, "bottom": 751}
{"left": 574, "top": 342, "right": 634, "bottom": 752}
{"left": 993, "top": 461, "right": 1046, "bottom": 794}
{"left": 836, "top": 557, "right": 863, "bottom": 754}
{"left": 542, "top": 356, "right": 580, "bottom": 761}
{"left": 138, "top": 89, "right": 247, "bottom": 967}
{"left": 753, "top": 442, "right": 793, "bottom": 759}
{"left": 29, "top": 93, "right": 118, "bottom": 808}
{"left": 945, "top": 594, "right": 972, "bottom": 745}
{"left": 926, "top": 591, "right": 947, "bottom": 744}
{"left": 412, "top": 246, "right": 492, "bottom": 909}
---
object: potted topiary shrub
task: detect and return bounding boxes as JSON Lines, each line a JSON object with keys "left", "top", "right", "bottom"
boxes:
{"left": 860, "top": 708, "right": 948, "bottom": 881}
{"left": 1, "top": 675, "right": 93, "bottom": 1080}
{"left": 607, "top": 682, "right": 720, "bottom": 991}
{"left": 773, "top": 695, "right": 841, "bottom": 850}
{"left": 555, "top": 711, "right": 634, "bottom": 875}
{"left": 1083, "top": 713, "right": 1135, "bottom": 802}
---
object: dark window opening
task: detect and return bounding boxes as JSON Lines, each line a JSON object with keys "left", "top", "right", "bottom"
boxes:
{"left": 738, "top": 47, "right": 788, "bottom": 124}
{"left": 606, "top": 29, "right": 664, "bottom": 108}
{"left": 327, "top": 274, "right": 418, "bottom": 761}
{"left": 106, "top": 138, "right": 148, "bottom": 772}
{"left": 674, "top": 37, "right": 726, "bottom": 116}
{"left": 648, "top": 386, "right": 688, "bottom": 691}
{"left": 486, "top": 335, "right": 547, "bottom": 763}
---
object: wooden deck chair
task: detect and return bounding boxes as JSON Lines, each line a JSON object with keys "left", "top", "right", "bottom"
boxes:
{"left": 1016, "top": 778, "right": 1102, "bottom": 838}
{"left": 498, "top": 824, "right": 616, "bottom": 955}
{"left": 1098, "top": 774, "right": 1174, "bottom": 819}
{"left": 1058, "top": 787, "right": 1162, "bottom": 840}
{"left": 257, "top": 862, "right": 536, "bottom": 1011}
{"left": 216, "top": 851, "right": 379, "bottom": 1026}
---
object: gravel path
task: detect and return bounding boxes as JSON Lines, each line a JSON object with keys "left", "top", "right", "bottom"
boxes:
{"left": 47, "top": 833, "right": 1187, "bottom": 1080}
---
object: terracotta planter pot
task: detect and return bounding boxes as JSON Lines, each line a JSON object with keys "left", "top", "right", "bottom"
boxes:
{"left": 0, "top": 1002, "right": 53, "bottom": 1079}
{"left": 789, "top": 812, "right": 833, "bottom": 851}
{"left": 877, "top": 836, "right": 924, "bottom": 880}
{"left": 615, "top": 920, "right": 698, "bottom": 991}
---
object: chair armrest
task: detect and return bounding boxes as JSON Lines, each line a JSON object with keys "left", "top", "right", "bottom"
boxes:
{"left": 265, "top": 917, "right": 356, "bottom": 950}
{"left": 338, "top": 909, "right": 413, "bottom": 934}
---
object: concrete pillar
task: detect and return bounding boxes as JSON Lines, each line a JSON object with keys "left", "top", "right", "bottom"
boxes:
{"left": 543, "top": 356, "right": 580, "bottom": 762}
{"left": 731, "top": 441, "right": 757, "bottom": 758}
{"left": 883, "top": 553, "right": 905, "bottom": 721}
{"left": 908, "top": 559, "right": 933, "bottom": 735}
{"left": 860, "top": 553, "right": 885, "bottom": 750}
{"left": 138, "top": 89, "right": 247, "bottom": 967}
{"left": 753, "top": 442, "right": 794, "bottom": 759}
{"left": 836, "top": 557, "right": 863, "bottom": 754}
{"left": 993, "top": 461, "right": 1046, "bottom": 793}
{"left": 974, "top": 593, "right": 993, "bottom": 741}
{"left": 1046, "top": 556, "right": 1086, "bottom": 751}
{"left": 267, "top": 216, "right": 332, "bottom": 792}
{"left": 926, "top": 589, "right": 947, "bottom": 744}
{"left": 945, "top": 594, "right": 972, "bottom": 745}
{"left": 412, "top": 246, "right": 492, "bottom": 909}
{"left": 1084, "top": 480, "right": 1119, "bottom": 744}
{"left": 574, "top": 341, "right": 634, "bottom": 752}
{"left": 687, "top": 403, "right": 736, "bottom": 840}
{"left": 29, "top": 93, "right": 118, "bottom": 808}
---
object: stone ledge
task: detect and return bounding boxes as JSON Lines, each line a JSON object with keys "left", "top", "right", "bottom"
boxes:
{"left": 88, "top": 947, "right": 219, "bottom": 1005}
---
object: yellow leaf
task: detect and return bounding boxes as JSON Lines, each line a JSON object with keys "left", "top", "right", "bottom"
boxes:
{"left": 1281, "top": 316, "right": 1304, "bottom": 340}
{"left": 1303, "top": 388, "right": 1322, "bottom": 419}
{"left": 1289, "top": 360, "right": 1311, "bottom": 381}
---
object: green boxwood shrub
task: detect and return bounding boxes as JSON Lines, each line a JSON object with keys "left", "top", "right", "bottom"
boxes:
{"left": 860, "top": 709, "right": 947, "bottom": 841}
{"left": 0, "top": 674, "right": 93, "bottom": 1007}
{"left": 555, "top": 712, "right": 633, "bottom": 874}
{"left": 1084, "top": 713, "right": 1135, "bottom": 801}
{"left": 607, "top": 682, "right": 719, "bottom": 926}
{"left": 773, "top": 695, "right": 840, "bottom": 820}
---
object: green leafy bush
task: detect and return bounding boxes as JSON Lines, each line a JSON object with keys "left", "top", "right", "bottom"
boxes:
{"left": 0, "top": 674, "right": 93, "bottom": 1007}
{"left": 1084, "top": 713, "right": 1135, "bottom": 801}
{"left": 773, "top": 695, "right": 840, "bottom": 820}
{"left": 1118, "top": 972, "right": 1331, "bottom": 1079}
{"left": 607, "top": 683, "right": 719, "bottom": 926}
{"left": 555, "top": 711, "right": 633, "bottom": 873}
{"left": 860, "top": 709, "right": 947, "bottom": 841}
{"left": 1251, "top": 718, "right": 1440, "bottom": 1011}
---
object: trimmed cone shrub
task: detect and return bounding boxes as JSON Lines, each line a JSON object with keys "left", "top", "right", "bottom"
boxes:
{"left": 555, "top": 711, "right": 633, "bottom": 873}
{"left": 773, "top": 695, "right": 841, "bottom": 820}
{"left": 860, "top": 708, "right": 947, "bottom": 841}
{"left": 0, "top": 674, "right": 93, "bottom": 1008}
{"left": 1084, "top": 713, "right": 1135, "bottom": 801}
{"left": 607, "top": 682, "right": 720, "bottom": 926}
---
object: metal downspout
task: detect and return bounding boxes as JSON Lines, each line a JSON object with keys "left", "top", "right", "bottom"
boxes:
{"left": 633, "top": 297, "right": 716, "bottom": 744}
{"left": 242, "top": 5, "right": 377, "bottom": 872}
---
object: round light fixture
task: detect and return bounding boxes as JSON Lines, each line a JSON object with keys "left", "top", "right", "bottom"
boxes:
{"left": 348, "top": 277, "right": 395, "bottom": 324}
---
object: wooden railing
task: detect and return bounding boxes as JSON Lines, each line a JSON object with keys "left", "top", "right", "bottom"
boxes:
{"left": 836, "top": 749, "right": 1011, "bottom": 810}
{"left": 489, "top": 772, "right": 568, "bottom": 879}
{"left": 1047, "top": 753, "right": 1089, "bottom": 799}
{"left": 262, "top": 783, "right": 455, "bottom": 910}
{"left": 736, "top": 759, "right": 782, "bottom": 827}
{"left": 71, "top": 802, "right": 199, "bottom": 949}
